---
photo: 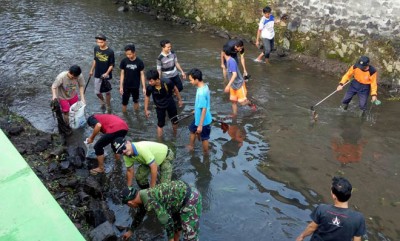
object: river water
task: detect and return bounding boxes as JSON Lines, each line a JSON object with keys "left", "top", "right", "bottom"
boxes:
{"left": 1, "top": 0, "right": 399, "bottom": 240}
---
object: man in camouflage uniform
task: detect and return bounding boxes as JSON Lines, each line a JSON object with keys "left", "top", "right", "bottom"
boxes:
{"left": 121, "top": 180, "right": 202, "bottom": 241}
{"left": 113, "top": 137, "right": 174, "bottom": 188}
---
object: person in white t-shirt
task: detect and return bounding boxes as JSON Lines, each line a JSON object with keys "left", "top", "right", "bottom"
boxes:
{"left": 255, "top": 6, "right": 279, "bottom": 64}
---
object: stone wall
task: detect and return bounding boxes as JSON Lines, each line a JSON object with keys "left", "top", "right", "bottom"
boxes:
{"left": 127, "top": 0, "right": 400, "bottom": 85}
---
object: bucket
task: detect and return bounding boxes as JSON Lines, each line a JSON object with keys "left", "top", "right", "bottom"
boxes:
{"left": 69, "top": 101, "right": 86, "bottom": 129}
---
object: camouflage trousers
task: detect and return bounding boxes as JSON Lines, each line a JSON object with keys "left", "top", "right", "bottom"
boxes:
{"left": 135, "top": 149, "right": 174, "bottom": 187}
{"left": 179, "top": 187, "right": 202, "bottom": 241}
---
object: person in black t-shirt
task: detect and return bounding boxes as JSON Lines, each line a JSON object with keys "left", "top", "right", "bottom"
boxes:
{"left": 144, "top": 69, "right": 183, "bottom": 138}
{"left": 89, "top": 34, "right": 115, "bottom": 109}
{"left": 296, "top": 177, "right": 367, "bottom": 241}
{"left": 220, "top": 39, "right": 248, "bottom": 82}
{"left": 119, "top": 44, "right": 145, "bottom": 112}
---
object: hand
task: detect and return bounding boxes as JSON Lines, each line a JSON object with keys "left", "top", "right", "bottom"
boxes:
{"left": 181, "top": 72, "right": 186, "bottom": 79}
{"left": 224, "top": 86, "right": 230, "bottom": 93}
{"left": 255, "top": 40, "right": 259, "bottom": 47}
{"left": 120, "top": 87, "right": 124, "bottom": 95}
{"left": 122, "top": 230, "right": 133, "bottom": 241}
{"left": 89, "top": 71, "right": 93, "bottom": 77}
{"left": 295, "top": 235, "right": 304, "bottom": 241}
{"left": 52, "top": 96, "right": 57, "bottom": 101}
{"left": 86, "top": 137, "right": 93, "bottom": 144}
{"left": 336, "top": 85, "right": 343, "bottom": 91}
{"left": 81, "top": 99, "right": 86, "bottom": 105}
{"left": 101, "top": 73, "right": 109, "bottom": 79}
{"left": 243, "top": 71, "right": 248, "bottom": 77}
{"left": 145, "top": 110, "right": 150, "bottom": 118}
{"left": 142, "top": 87, "right": 146, "bottom": 95}
{"left": 196, "top": 125, "right": 203, "bottom": 134}
{"left": 178, "top": 100, "right": 183, "bottom": 108}
{"left": 371, "top": 95, "right": 377, "bottom": 103}
{"left": 221, "top": 64, "right": 226, "bottom": 69}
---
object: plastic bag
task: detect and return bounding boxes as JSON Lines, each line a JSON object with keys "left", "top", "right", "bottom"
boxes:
{"left": 84, "top": 139, "right": 97, "bottom": 159}
{"left": 69, "top": 101, "right": 86, "bottom": 129}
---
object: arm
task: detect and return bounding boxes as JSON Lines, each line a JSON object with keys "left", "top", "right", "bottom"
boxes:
{"left": 87, "top": 123, "right": 102, "bottom": 143}
{"left": 220, "top": 51, "right": 226, "bottom": 69}
{"left": 89, "top": 60, "right": 96, "bottom": 76}
{"left": 140, "top": 70, "right": 146, "bottom": 95}
{"left": 79, "top": 85, "right": 86, "bottom": 104}
{"left": 126, "top": 166, "right": 135, "bottom": 186}
{"left": 296, "top": 221, "right": 318, "bottom": 241}
{"left": 104, "top": 65, "right": 113, "bottom": 78}
{"left": 224, "top": 71, "right": 237, "bottom": 93}
{"left": 144, "top": 95, "right": 150, "bottom": 118}
{"left": 337, "top": 67, "right": 354, "bottom": 91}
{"left": 255, "top": 29, "right": 262, "bottom": 47}
{"left": 149, "top": 162, "right": 158, "bottom": 188}
{"left": 196, "top": 108, "right": 207, "bottom": 134}
{"left": 175, "top": 61, "right": 186, "bottom": 79}
{"left": 173, "top": 86, "right": 183, "bottom": 107}
{"left": 120, "top": 69, "right": 125, "bottom": 95}
{"left": 370, "top": 72, "right": 378, "bottom": 98}
{"left": 240, "top": 53, "right": 247, "bottom": 75}
{"left": 51, "top": 86, "right": 58, "bottom": 100}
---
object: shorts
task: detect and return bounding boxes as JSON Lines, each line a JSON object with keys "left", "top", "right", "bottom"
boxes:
{"left": 229, "top": 83, "right": 247, "bottom": 103}
{"left": 94, "top": 78, "right": 111, "bottom": 94}
{"left": 188, "top": 121, "right": 211, "bottom": 141}
{"left": 122, "top": 87, "right": 139, "bottom": 105}
{"left": 169, "top": 75, "right": 183, "bottom": 92}
{"left": 59, "top": 94, "right": 79, "bottom": 113}
{"left": 156, "top": 101, "right": 178, "bottom": 128}
{"left": 94, "top": 129, "right": 128, "bottom": 156}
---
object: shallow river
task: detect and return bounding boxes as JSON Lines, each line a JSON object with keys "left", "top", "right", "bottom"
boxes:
{"left": 1, "top": 0, "right": 399, "bottom": 240}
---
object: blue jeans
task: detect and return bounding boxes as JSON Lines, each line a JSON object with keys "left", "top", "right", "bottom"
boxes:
{"left": 341, "top": 80, "right": 371, "bottom": 111}
{"left": 262, "top": 37, "right": 274, "bottom": 59}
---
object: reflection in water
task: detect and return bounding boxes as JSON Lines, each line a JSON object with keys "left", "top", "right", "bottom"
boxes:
{"left": 331, "top": 116, "right": 367, "bottom": 164}
{"left": 190, "top": 154, "right": 212, "bottom": 211}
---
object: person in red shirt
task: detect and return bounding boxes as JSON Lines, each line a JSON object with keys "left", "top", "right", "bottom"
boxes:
{"left": 86, "top": 114, "right": 128, "bottom": 174}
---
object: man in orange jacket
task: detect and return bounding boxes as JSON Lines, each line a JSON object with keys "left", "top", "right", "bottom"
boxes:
{"left": 336, "top": 56, "right": 378, "bottom": 115}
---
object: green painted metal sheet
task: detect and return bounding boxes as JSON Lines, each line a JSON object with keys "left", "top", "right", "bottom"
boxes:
{"left": 0, "top": 129, "right": 86, "bottom": 241}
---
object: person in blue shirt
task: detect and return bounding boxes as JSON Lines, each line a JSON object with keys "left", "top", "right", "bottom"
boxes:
{"left": 187, "top": 68, "right": 212, "bottom": 153}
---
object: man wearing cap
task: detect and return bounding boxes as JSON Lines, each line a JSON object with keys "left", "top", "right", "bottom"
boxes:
{"left": 51, "top": 65, "right": 86, "bottom": 124}
{"left": 113, "top": 137, "right": 174, "bottom": 188}
{"left": 86, "top": 114, "right": 128, "bottom": 174}
{"left": 89, "top": 34, "right": 115, "bottom": 109}
{"left": 296, "top": 176, "right": 367, "bottom": 241}
{"left": 120, "top": 180, "right": 202, "bottom": 241}
{"left": 337, "top": 56, "right": 379, "bottom": 115}
{"left": 220, "top": 39, "right": 248, "bottom": 82}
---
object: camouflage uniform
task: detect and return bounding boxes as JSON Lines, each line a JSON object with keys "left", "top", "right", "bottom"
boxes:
{"left": 123, "top": 141, "right": 174, "bottom": 188}
{"left": 130, "top": 180, "right": 202, "bottom": 241}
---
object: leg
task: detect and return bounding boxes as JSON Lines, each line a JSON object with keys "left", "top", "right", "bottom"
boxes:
{"left": 132, "top": 88, "right": 140, "bottom": 111}
{"left": 94, "top": 78, "right": 105, "bottom": 105}
{"left": 342, "top": 81, "right": 358, "bottom": 105}
{"left": 156, "top": 107, "right": 167, "bottom": 138}
{"left": 262, "top": 38, "right": 272, "bottom": 63}
{"left": 105, "top": 92, "right": 111, "bottom": 107}
{"left": 160, "top": 158, "right": 172, "bottom": 183}
{"left": 95, "top": 154, "right": 105, "bottom": 172}
{"left": 231, "top": 101, "right": 238, "bottom": 116}
{"left": 136, "top": 164, "right": 151, "bottom": 188}
{"left": 167, "top": 101, "right": 178, "bottom": 136}
{"left": 358, "top": 85, "right": 371, "bottom": 111}
{"left": 171, "top": 75, "right": 183, "bottom": 92}
{"left": 200, "top": 124, "right": 211, "bottom": 154}
{"left": 188, "top": 121, "right": 198, "bottom": 151}
{"left": 122, "top": 88, "right": 129, "bottom": 112}
{"left": 181, "top": 188, "right": 202, "bottom": 241}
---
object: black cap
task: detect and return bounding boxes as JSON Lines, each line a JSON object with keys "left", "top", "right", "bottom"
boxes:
{"left": 121, "top": 187, "right": 138, "bottom": 204}
{"left": 113, "top": 137, "right": 126, "bottom": 154}
{"left": 354, "top": 56, "right": 370, "bottom": 69}
{"left": 95, "top": 34, "right": 107, "bottom": 41}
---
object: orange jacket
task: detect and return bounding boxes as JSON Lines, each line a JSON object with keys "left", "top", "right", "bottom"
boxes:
{"left": 339, "top": 65, "right": 378, "bottom": 96}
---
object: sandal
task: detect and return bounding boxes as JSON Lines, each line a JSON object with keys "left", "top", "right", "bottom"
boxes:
{"left": 90, "top": 168, "right": 104, "bottom": 175}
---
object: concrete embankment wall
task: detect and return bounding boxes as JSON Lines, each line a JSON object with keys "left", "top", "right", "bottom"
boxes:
{"left": 128, "top": 0, "right": 400, "bottom": 85}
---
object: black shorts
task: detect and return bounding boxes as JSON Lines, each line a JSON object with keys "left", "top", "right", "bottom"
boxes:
{"left": 94, "top": 130, "right": 128, "bottom": 156}
{"left": 169, "top": 75, "right": 183, "bottom": 92}
{"left": 156, "top": 101, "right": 178, "bottom": 128}
{"left": 122, "top": 87, "right": 139, "bottom": 105}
